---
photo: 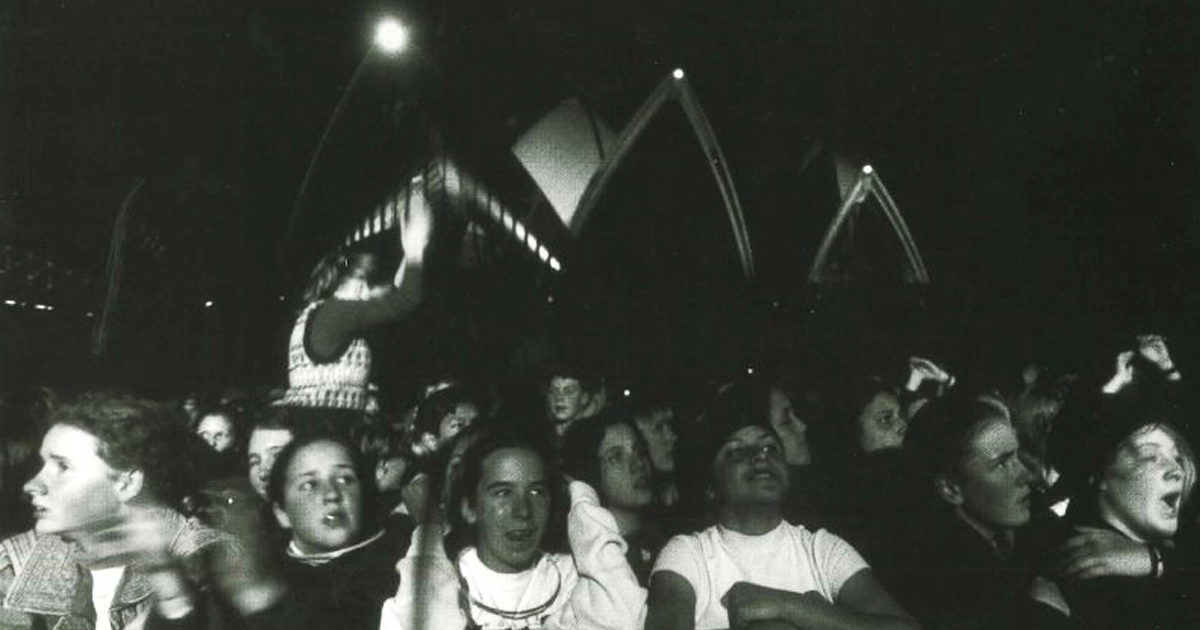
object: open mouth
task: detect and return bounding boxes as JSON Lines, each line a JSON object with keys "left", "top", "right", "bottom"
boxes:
{"left": 1162, "top": 491, "right": 1182, "bottom": 513}
{"left": 747, "top": 468, "right": 778, "bottom": 483}
{"left": 505, "top": 528, "right": 536, "bottom": 543}
{"left": 322, "top": 511, "right": 347, "bottom": 526}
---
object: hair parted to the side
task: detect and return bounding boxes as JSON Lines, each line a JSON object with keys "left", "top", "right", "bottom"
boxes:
{"left": 49, "top": 393, "right": 201, "bottom": 510}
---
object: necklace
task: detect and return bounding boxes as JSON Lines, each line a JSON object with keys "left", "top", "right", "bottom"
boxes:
{"left": 467, "top": 557, "right": 563, "bottom": 623}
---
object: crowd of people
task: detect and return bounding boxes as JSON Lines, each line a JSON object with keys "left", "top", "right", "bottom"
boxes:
{"left": 0, "top": 200, "right": 1197, "bottom": 630}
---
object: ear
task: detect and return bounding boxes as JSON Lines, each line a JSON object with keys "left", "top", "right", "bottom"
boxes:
{"left": 935, "top": 475, "right": 964, "bottom": 507}
{"left": 115, "top": 470, "right": 145, "bottom": 503}
{"left": 273, "top": 504, "right": 292, "bottom": 530}
{"left": 460, "top": 497, "right": 478, "bottom": 525}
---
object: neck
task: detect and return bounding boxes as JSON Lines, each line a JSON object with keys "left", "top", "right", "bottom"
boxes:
{"left": 1097, "top": 500, "right": 1145, "bottom": 542}
{"left": 609, "top": 505, "right": 643, "bottom": 537}
{"left": 718, "top": 504, "right": 783, "bottom": 536}
{"left": 955, "top": 506, "right": 1003, "bottom": 540}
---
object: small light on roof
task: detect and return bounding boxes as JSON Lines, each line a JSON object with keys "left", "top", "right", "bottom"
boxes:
{"left": 3, "top": 299, "right": 15, "bottom": 306}
{"left": 623, "top": 389, "right": 632, "bottom": 397}
{"left": 862, "top": 164, "right": 874, "bottom": 175}
{"left": 747, "top": 367, "right": 755, "bottom": 375}
{"left": 204, "top": 300, "right": 214, "bottom": 308}
{"left": 672, "top": 68, "right": 684, "bottom": 80}
{"left": 549, "top": 257, "right": 562, "bottom": 272}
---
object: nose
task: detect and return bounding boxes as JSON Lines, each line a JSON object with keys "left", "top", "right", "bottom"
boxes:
{"left": 23, "top": 471, "right": 46, "bottom": 498}
{"left": 322, "top": 482, "right": 343, "bottom": 503}
{"left": 512, "top": 493, "right": 532, "bottom": 519}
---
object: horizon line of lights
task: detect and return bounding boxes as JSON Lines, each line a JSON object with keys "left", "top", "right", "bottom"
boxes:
{"left": 343, "top": 161, "right": 563, "bottom": 273}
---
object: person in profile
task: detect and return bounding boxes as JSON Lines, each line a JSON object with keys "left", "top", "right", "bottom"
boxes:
{"left": 0, "top": 393, "right": 224, "bottom": 630}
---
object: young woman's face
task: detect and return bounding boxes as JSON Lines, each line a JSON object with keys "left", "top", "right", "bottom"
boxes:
{"left": 275, "top": 441, "right": 365, "bottom": 554}
{"left": 635, "top": 410, "right": 678, "bottom": 472}
{"left": 1100, "top": 426, "right": 1189, "bottom": 541}
{"left": 464, "top": 447, "right": 552, "bottom": 573}
{"left": 768, "top": 388, "right": 810, "bottom": 466}
{"left": 711, "top": 425, "right": 789, "bottom": 509}
{"left": 598, "top": 424, "right": 654, "bottom": 510}
{"left": 197, "top": 414, "right": 235, "bottom": 453}
{"left": 857, "top": 390, "right": 906, "bottom": 454}
{"left": 24, "top": 424, "right": 124, "bottom": 535}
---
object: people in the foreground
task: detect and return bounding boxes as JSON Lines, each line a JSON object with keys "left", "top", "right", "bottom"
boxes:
{"left": 381, "top": 423, "right": 645, "bottom": 630}
{"left": 1049, "top": 397, "right": 1197, "bottom": 630}
{"left": 144, "top": 432, "right": 410, "bottom": 630}
{"left": 562, "top": 408, "right": 665, "bottom": 585}
{"left": 891, "top": 390, "right": 1067, "bottom": 630}
{"left": 646, "top": 396, "right": 918, "bottom": 630}
{"left": 0, "top": 394, "right": 224, "bottom": 630}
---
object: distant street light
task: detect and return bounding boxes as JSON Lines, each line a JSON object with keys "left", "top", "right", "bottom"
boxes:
{"left": 374, "top": 18, "right": 410, "bottom": 55}
{"left": 282, "top": 16, "right": 414, "bottom": 258}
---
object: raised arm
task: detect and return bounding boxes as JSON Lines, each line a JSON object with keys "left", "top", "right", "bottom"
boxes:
{"left": 556, "top": 480, "right": 647, "bottom": 630}
{"left": 307, "top": 199, "right": 432, "bottom": 354}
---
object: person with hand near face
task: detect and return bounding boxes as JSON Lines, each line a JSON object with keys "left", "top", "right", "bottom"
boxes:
{"left": 1048, "top": 397, "right": 1197, "bottom": 630}
{"left": 381, "top": 423, "right": 645, "bottom": 630}
{"left": 0, "top": 394, "right": 224, "bottom": 630}
{"left": 646, "top": 394, "right": 917, "bottom": 630}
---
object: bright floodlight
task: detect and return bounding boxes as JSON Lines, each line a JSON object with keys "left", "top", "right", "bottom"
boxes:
{"left": 672, "top": 68, "right": 684, "bottom": 80}
{"left": 862, "top": 164, "right": 874, "bottom": 175}
{"left": 374, "top": 18, "right": 409, "bottom": 55}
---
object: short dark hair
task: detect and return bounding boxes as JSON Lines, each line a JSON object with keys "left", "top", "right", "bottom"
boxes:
{"left": 905, "top": 389, "right": 1011, "bottom": 482}
{"left": 50, "top": 393, "right": 199, "bottom": 509}
{"left": 267, "top": 432, "right": 380, "bottom": 529}
{"left": 446, "top": 422, "right": 568, "bottom": 558}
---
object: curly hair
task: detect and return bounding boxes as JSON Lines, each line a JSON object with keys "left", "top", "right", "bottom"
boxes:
{"left": 49, "top": 393, "right": 200, "bottom": 510}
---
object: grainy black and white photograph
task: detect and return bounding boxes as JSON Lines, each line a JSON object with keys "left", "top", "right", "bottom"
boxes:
{"left": 2, "top": 2, "right": 1200, "bottom": 629}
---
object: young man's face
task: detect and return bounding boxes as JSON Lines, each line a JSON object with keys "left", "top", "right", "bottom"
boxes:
{"left": 248, "top": 428, "right": 293, "bottom": 499}
{"left": 711, "top": 425, "right": 790, "bottom": 509}
{"left": 546, "top": 377, "right": 589, "bottom": 425}
{"left": 941, "top": 417, "right": 1034, "bottom": 530}
{"left": 25, "top": 424, "right": 124, "bottom": 535}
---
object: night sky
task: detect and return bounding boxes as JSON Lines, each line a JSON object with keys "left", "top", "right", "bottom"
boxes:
{"left": 2, "top": 0, "right": 1199, "bottom": 399}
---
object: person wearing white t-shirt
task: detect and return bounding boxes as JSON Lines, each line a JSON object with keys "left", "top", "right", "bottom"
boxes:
{"left": 647, "top": 401, "right": 918, "bottom": 630}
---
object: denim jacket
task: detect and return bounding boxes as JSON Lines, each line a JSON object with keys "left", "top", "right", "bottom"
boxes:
{"left": 0, "top": 512, "right": 223, "bottom": 630}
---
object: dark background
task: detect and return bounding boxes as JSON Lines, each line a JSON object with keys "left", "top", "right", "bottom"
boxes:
{"left": 2, "top": 0, "right": 1199, "bottom": 402}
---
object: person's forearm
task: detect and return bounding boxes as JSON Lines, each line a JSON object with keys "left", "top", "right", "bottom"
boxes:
{"left": 776, "top": 594, "right": 919, "bottom": 630}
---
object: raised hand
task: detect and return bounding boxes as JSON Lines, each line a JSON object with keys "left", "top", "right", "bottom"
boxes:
{"left": 1137, "top": 334, "right": 1179, "bottom": 379}
{"left": 399, "top": 186, "right": 433, "bottom": 263}
{"left": 1102, "top": 351, "right": 1136, "bottom": 394}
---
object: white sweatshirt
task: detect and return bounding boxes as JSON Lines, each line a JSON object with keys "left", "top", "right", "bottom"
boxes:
{"left": 380, "top": 481, "right": 647, "bottom": 630}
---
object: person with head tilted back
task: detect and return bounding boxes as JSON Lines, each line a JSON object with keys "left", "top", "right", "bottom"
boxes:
{"left": 646, "top": 383, "right": 918, "bottom": 630}
{"left": 278, "top": 198, "right": 433, "bottom": 412}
